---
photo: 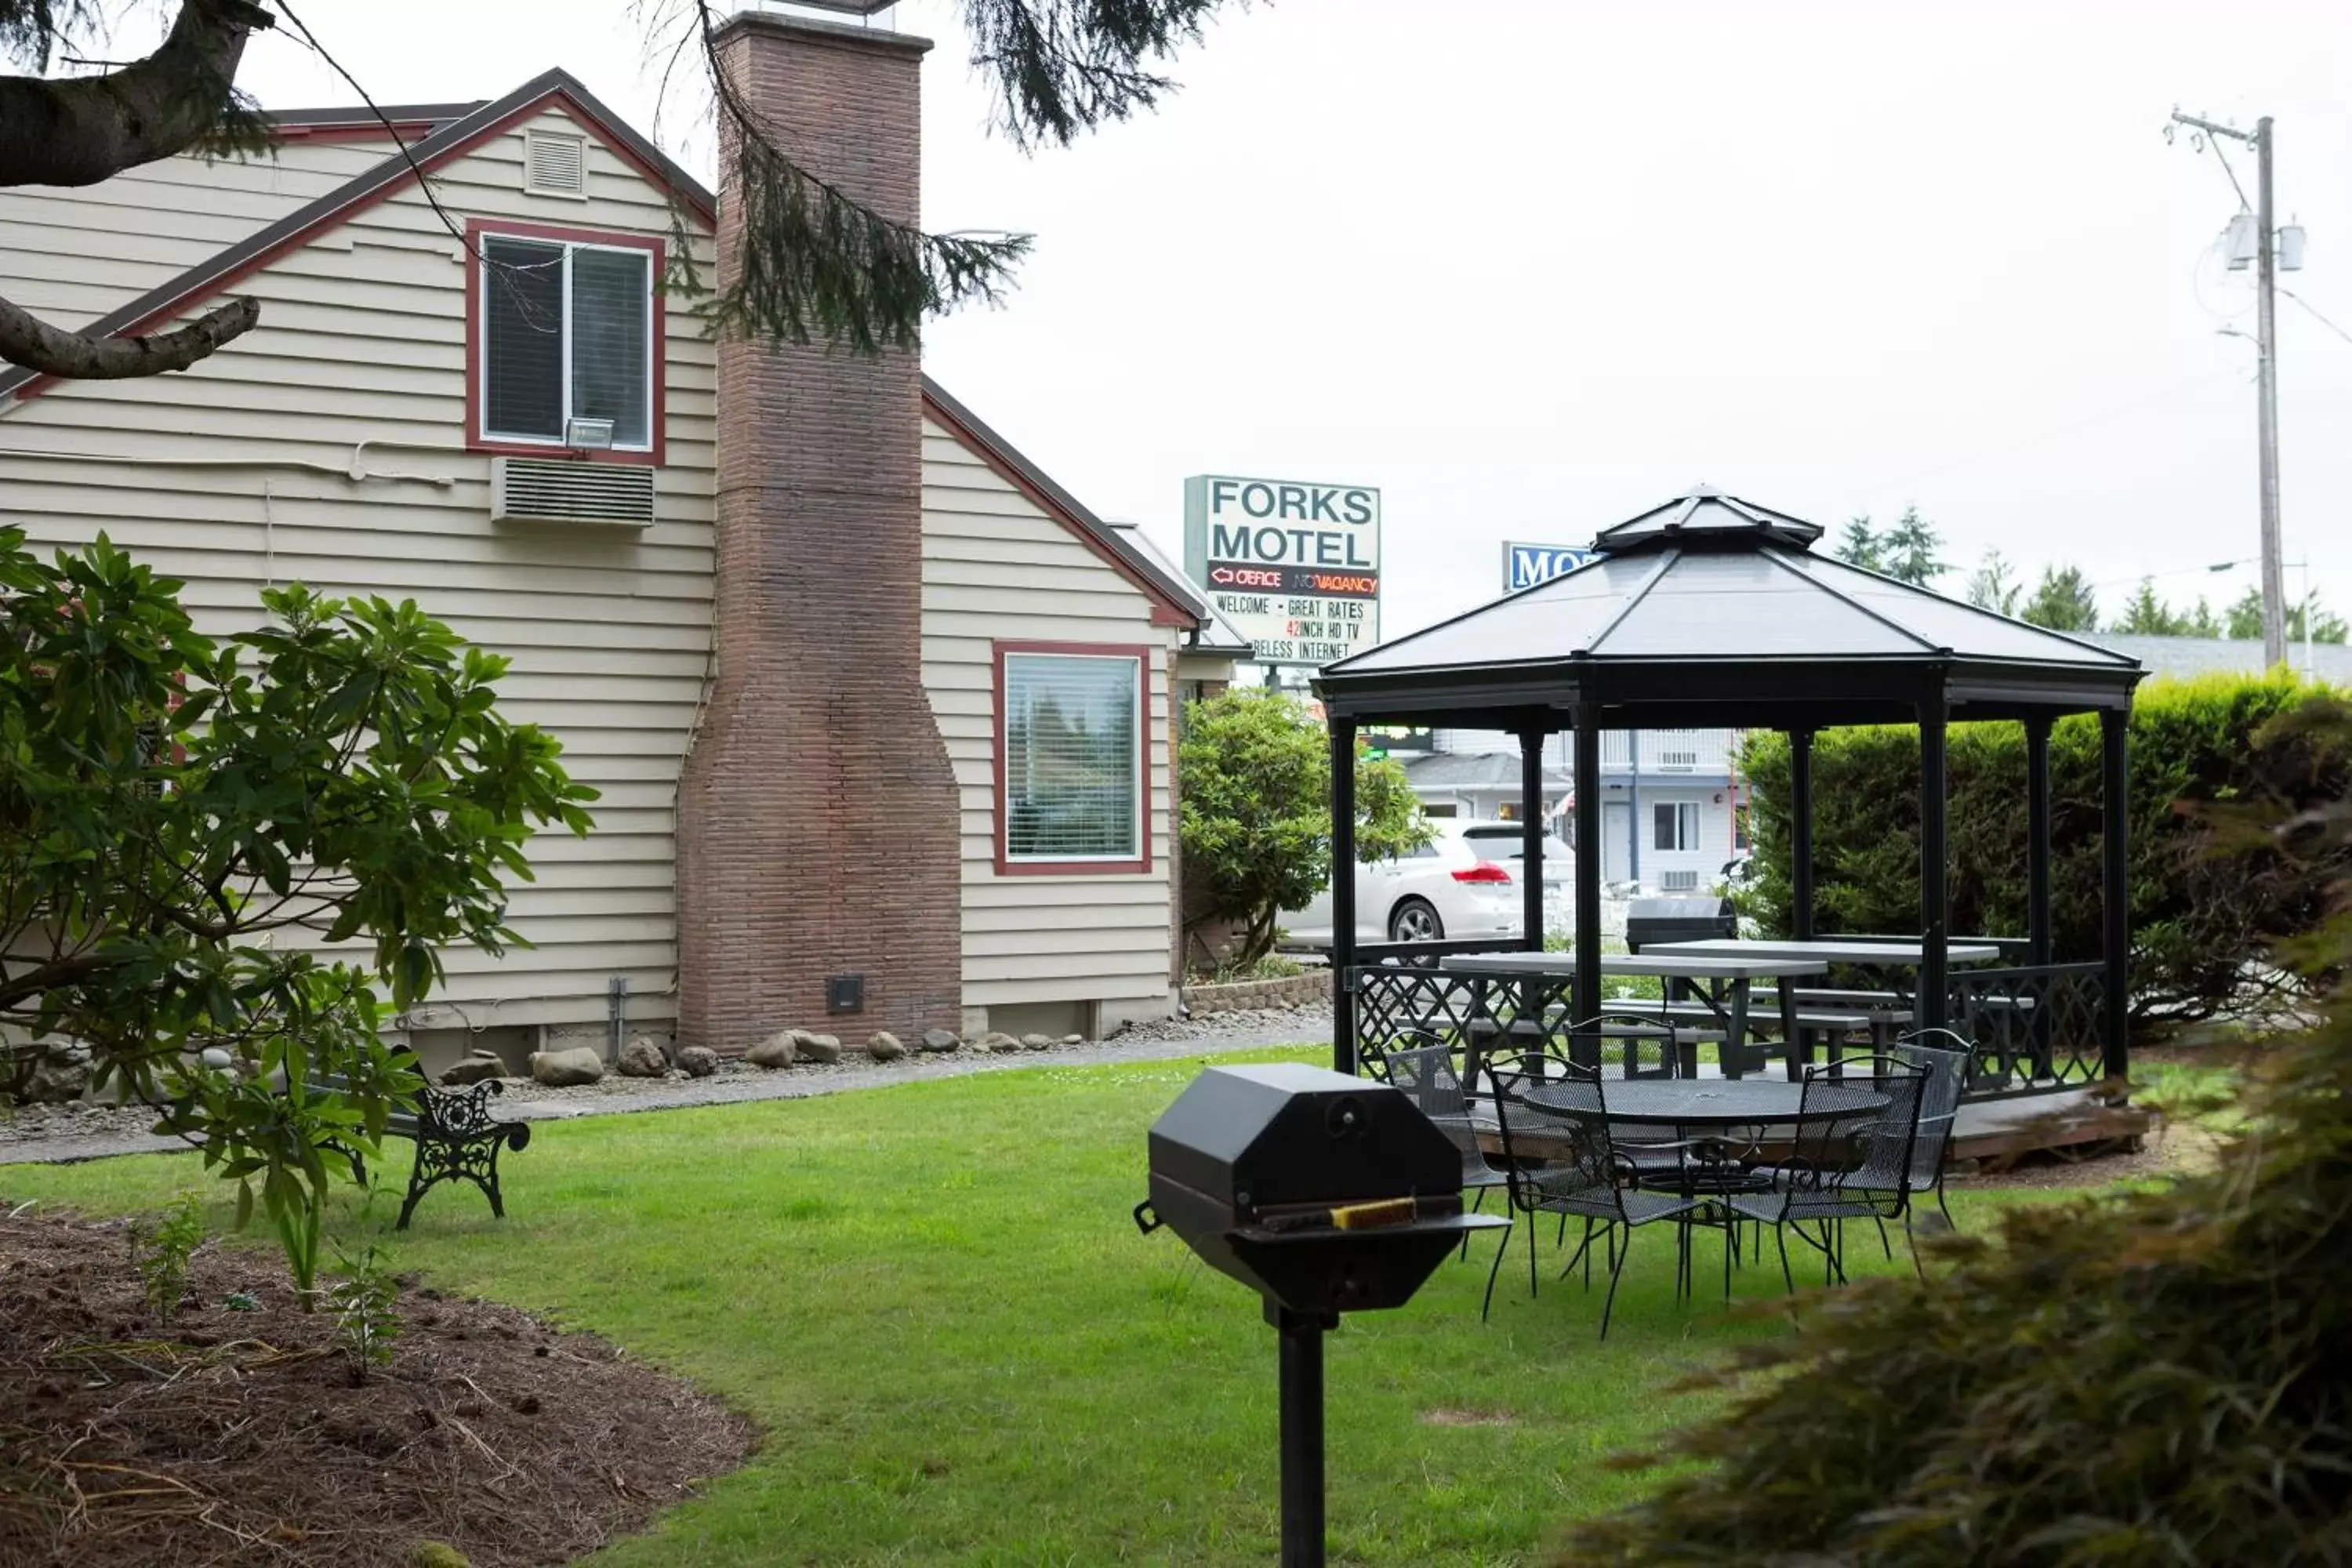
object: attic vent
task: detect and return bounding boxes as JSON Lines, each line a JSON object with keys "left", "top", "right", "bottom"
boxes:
{"left": 492, "top": 458, "right": 655, "bottom": 527}
{"left": 524, "top": 130, "right": 588, "bottom": 197}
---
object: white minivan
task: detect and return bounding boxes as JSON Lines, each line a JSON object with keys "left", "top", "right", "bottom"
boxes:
{"left": 1280, "top": 819, "right": 1573, "bottom": 946}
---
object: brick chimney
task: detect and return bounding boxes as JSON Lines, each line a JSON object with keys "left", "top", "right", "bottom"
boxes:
{"left": 677, "top": 10, "right": 964, "bottom": 1050}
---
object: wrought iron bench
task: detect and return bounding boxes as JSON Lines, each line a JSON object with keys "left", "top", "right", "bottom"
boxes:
{"left": 319, "top": 1073, "right": 531, "bottom": 1230}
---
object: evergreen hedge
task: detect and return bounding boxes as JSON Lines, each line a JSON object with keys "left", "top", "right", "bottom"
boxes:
{"left": 1737, "top": 674, "right": 2350, "bottom": 1024}
{"left": 1563, "top": 695, "right": 2352, "bottom": 1565}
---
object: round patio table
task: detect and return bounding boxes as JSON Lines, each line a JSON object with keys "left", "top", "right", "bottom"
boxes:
{"left": 1518, "top": 1079, "right": 1886, "bottom": 1127}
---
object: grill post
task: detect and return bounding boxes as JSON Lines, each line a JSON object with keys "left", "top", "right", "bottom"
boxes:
{"left": 1272, "top": 1305, "right": 1335, "bottom": 1568}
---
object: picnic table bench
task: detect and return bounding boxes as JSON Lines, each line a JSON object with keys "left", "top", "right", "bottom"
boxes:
{"left": 318, "top": 1072, "right": 530, "bottom": 1230}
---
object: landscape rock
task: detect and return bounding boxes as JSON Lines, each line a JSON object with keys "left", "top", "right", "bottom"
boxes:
{"left": 746, "top": 1032, "right": 797, "bottom": 1069}
{"left": 615, "top": 1036, "right": 668, "bottom": 1079}
{"left": 1021, "top": 1033, "right": 1054, "bottom": 1051}
{"left": 866, "top": 1031, "right": 906, "bottom": 1062}
{"left": 198, "top": 1047, "right": 235, "bottom": 1071}
{"left": 438, "top": 1051, "right": 507, "bottom": 1087}
{"left": 795, "top": 1032, "right": 844, "bottom": 1065}
{"left": 1062, "top": 1034, "right": 1086, "bottom": 1046}
{"left": 528, "top": 1047, "right": 604, "bottom": 1087}
{"left": 976, "top": 1031, "right": 1021, "bottom": 1054}
{"left": 677, "top": 1045, "right": 720, "bottom": 1078}
{"left": 23, "top": 1058, "right": 89, "bottom": 1105}
{"left": 920, "top": 1028, "right": 960, "bottom": 1054}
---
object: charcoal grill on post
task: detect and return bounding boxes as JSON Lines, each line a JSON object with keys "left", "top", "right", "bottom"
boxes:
{"left": 1134, "top": 1062, "right": 1508, "bottom": 1567}
{"left": 1624, "top": 895, "right": 1736, "bottom": 952}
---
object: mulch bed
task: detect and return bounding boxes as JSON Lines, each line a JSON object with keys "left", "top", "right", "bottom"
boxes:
{"left": 0, "top": 1206, "right": 753, "bottom": 1568}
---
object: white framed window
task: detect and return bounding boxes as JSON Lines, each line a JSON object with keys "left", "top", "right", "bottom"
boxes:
{"left": 997, "top": 646, "right": 1147, "bottom": 870}
{"left": 1653, "top": 801, "right": 1700, "bottom": 852}
{"left": 476, "top": 229, "right": 655, "bottom": 453}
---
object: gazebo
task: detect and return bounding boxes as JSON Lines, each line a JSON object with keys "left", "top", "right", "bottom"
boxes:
{"left": 1312, "top": 488, "right": 2146, "bottom": 1106}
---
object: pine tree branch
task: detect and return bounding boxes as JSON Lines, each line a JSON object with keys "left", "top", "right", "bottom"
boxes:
{"left": 0, "top": 289, "right": 258, "bottom": 378}
{"left": 695, "top": 1, "right": 1030, "bottom": 352}
{"left": 967, "top": 0, "right": 1232, "bottom": 151}
{"left": 0, "top": 0, "right": 274, "bottom": 188}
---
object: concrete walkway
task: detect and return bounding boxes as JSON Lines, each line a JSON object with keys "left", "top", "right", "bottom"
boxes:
{"left": 0, "top": 1014, "right": 1336, "bottom": 1167}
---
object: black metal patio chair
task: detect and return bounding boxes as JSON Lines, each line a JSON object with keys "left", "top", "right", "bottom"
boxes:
{"left": 1731, "top": 1054, "right": 1927, "bottom": 1291}
{"left": 1483, "top": 1054, "right": 1704, "bottom": 1338}
{"left": 1382, "top": 1039, "right": 1512, "bottom": 1257}
{"left": 1884, "top": 1029, "right": 1971, "bottom": 1272}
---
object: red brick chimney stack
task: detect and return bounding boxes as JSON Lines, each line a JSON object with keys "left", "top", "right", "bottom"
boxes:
{"left": 677, "top": 10, "right": 964, "bottom": 1050}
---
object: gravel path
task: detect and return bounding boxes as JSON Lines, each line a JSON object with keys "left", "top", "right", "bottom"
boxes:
{"left": 0, "top": 1007, "right": 1336, "bottom": 1167}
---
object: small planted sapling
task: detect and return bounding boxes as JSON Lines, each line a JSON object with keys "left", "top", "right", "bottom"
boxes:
{"left": 128, "top": 1190, "right": 205, "bottom": 1327}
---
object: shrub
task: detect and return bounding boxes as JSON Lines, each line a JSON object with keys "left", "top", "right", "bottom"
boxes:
{"left": 1185, "top": 953, "right": 1305, "bottom": 985}
{"left": 2, "top": 529, "right": 594, "bottom": 1287}
{"left": 1563, "top": 697, "right": 2352, "bottom": 1565}
{"left": 1737, "top": 673, "right": 2351, "bottom": 1023}
{"left": 1178, "top": 688, "right": 1428, "bottom": 964}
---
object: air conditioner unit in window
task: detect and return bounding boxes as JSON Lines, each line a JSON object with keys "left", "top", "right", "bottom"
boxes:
{"left": 492, "top": 457, "right": 656, "bottom": 528}
{"left": 1661, "top": 869, "right": 1700, "bottom": 892}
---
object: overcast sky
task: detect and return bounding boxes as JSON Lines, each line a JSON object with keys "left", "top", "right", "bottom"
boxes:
{"left": 224, "top": 0, "right": 2352, "bottom": 642}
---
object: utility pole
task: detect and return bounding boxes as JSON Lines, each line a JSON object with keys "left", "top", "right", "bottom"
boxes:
{"left": 2171, "top": 109, "right": 2286, "bottom": 667}
{"left": 2252, "top": 115, "right": 2285, "bottom": 670}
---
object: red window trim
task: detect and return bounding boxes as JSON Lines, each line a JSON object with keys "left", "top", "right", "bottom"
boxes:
{"left": 993, "top": 640, "right": 1156, "bottom": 877}
{"left": 464, "top": 216, "right": 666, "bottom": 468}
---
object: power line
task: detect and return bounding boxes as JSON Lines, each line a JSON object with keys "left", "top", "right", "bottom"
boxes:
{"left": 2282, "top": 288, "right": 2352, "bottom": 350}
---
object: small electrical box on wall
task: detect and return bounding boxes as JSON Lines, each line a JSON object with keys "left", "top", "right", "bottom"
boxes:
{"left": 826, "top": 975, "right": 866, "bottom": 1014}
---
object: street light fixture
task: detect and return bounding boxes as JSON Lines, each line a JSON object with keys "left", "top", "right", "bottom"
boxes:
{"left": 2208, "top": 555, "right": 2315, "bottom": 678}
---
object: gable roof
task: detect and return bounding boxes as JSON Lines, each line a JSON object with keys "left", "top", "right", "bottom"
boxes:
{"left": 0, "top": 73, "right": 1200, "bottom": 630}
{"left": 0, "top": 70, "right": 713, "bottom": 407}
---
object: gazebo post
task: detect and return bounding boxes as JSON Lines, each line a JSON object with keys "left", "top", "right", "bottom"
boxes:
{"left": 1330, "top": 715, "right": 1358, "bottom": 1076}
{"left": 1789, "top": 728, "right": 1817, "bottom": 940}
{"left": 2025, "top": 716, "right": 2054, "bottom": 966}
{"left": 2100, "top": 707, "right": 2130, "bottom": 1082}
{"left": 1918, "top": 700, "right": 1950, "bottom": 1035}
{"left": 1519, "top": 727, "right": 1545, "bottom": 948}
{"left": 2026, "top": 713, "right": 2056, "bottom": 1078}
{"left": 1572, "top": 703, "right": 1604, "bottom": 1060}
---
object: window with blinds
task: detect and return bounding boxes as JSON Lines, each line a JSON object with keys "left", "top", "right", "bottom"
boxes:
{"left": 1652, "top": 800, "right": 1700, "bottom": 852}
{"left": 1002, "top": 652, "right": 1142, "bottom": 863}
{"left": 478, "top": 231, "right": 653, "bottom": 451}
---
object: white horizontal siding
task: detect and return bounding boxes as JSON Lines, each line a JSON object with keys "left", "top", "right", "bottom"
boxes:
{"left": 0, "top": 109, "right": 717, "bottom": 1034}
{"left": 0, "top": 140, "right": 393, "bottom": 328}
{"left": 920, "top": 423, "right": 1177, "bottom": 1019}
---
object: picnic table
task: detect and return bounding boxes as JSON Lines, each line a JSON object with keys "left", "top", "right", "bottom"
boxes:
{"left": 1633, "top": 938, "right": 2013, "bottom": 1071}
{"left": 1635, "top": 938, "right": 2004, "bottom": 967}
{"left": 1444, "top": 950, "right": 1830, "bottom": 1080}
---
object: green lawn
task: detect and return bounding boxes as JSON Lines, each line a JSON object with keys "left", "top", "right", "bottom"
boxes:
{"left": 3, "top": 1049, "right": 2023, "bottom": 1566}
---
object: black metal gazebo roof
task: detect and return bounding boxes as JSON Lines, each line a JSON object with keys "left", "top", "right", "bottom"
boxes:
{"left": 1316, "top": 488, "right": 2142, "bottom": 729}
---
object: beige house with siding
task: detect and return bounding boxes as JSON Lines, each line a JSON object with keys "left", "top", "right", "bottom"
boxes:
{"left": 0, "top": 20, "right": 1227, "bottom": 1072}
